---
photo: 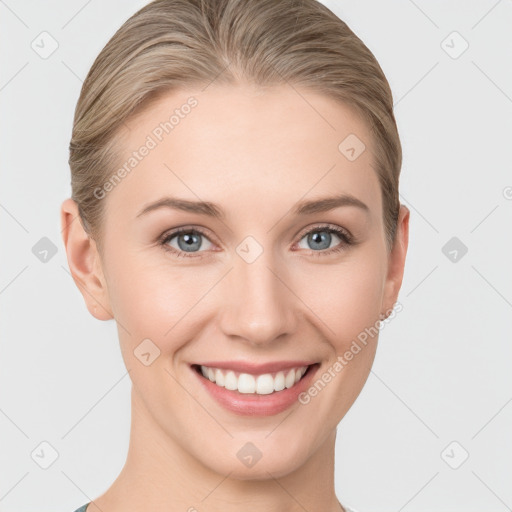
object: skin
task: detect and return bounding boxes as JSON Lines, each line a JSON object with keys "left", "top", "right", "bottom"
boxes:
{"left": 61, "top": 84, "right": 409, "bottom": 512}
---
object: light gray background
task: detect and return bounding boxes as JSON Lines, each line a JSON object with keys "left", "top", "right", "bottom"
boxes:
{"left": 1, "top": 1, "right": 511, "bottom": 511}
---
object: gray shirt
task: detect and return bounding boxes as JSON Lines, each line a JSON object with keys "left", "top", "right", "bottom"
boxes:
{"left": 72, "top": 501, "right": 360, "bottom": 511}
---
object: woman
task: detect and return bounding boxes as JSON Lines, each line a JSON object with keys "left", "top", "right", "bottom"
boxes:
{"left": 61, "top": 0, "right": 409, "bottom": 510}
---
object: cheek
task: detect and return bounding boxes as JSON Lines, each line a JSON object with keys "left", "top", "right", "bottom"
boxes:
{"left": 297, "top": 252, "right": 386, "bottom": 349}
{"left": 106, "top": 254, "right": 211, "bottom": 355}
{"left": 109, "top": 270, "right": 162, "bottom": 332}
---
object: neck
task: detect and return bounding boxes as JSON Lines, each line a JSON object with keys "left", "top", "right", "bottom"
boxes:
{"left": 87, "top": 386, "right": 344, "bottom": 512}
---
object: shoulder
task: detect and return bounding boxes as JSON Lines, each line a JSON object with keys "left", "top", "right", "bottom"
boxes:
{"left": 74, "top": 501, "right": 358, "bottom": 512}
{"left": 71, "top": 504, "right": 90, "bottom": 512}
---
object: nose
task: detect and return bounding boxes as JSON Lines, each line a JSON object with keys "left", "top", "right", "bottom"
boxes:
{"left": 217, "top": 250, "right": 298, "bottom": 347}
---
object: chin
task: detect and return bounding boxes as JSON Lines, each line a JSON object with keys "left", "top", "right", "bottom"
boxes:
{"left": 198, "top": 439, "right": 311, "bottom": 481}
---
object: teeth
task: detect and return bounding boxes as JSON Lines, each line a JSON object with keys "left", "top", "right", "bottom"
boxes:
{"left": 214, "top": 368, "right": 225, "bottom": 387}
{"left": 199, "top": 365, "right": 309, "bottom": 395}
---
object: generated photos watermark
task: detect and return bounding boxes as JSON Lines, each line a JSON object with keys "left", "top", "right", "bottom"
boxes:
{"left": 298, "top": 301, "right": 403, "bottom": 405}
{"left": 93, "top": 96, "right": 198, "bottom": 200}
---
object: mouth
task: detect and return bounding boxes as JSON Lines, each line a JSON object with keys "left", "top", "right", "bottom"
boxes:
{"left": 190, "top": 362, "right": 320, "bottom": 416}
{"left": 192, "top": 363, "right": 314, "bottom": 395}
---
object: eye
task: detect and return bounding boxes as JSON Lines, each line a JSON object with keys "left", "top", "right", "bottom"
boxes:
{"left": 295, "top": 224, "right": 354, "bottom": 257}
{"left": 160, "top": 227, "right": 214, "bottom": 258}
{"left": 159, "top": 223, "right": 355, "bottom": 260}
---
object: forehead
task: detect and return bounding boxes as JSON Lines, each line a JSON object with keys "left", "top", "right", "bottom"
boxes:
{"left": 107, "top": 84, "right": 381, "bottom": 219}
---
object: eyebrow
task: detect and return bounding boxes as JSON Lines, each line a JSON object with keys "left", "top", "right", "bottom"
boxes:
{"left": 136, "top": 193, "right": 369, "bottom": 219}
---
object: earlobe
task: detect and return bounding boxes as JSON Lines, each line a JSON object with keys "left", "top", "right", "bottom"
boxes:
{"left": 60, "top": 198, "right": 114, "bottom": 321}
{"left": 381, "top": 204, "right": 410, "bottom": 316}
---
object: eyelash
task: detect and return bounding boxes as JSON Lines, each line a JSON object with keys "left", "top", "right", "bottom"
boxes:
{"left": 159, "top": 224, "right": 355, "bottom": 259}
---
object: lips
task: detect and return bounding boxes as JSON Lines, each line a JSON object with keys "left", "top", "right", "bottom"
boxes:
{"left": 191, "top": 361, "right": 320, "bottom": 416}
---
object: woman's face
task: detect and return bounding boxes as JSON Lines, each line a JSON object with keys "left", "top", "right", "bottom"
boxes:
{"left": 66, "top": 84, "right": 408, "bottom": 479}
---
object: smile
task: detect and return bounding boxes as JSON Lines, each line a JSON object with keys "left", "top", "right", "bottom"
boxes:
{"left": 197, "top": 364, "right": 310, "bottom": 395}
{"left": 190, "top": 361, "right": 320, "bottom": 416}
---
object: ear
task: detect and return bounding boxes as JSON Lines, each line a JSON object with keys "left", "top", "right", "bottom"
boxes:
{"left": 381, "top": 204, "right": 410, "bottom": 316}
{"left": 60, "top": 198, "right": 113, "bottom": 321}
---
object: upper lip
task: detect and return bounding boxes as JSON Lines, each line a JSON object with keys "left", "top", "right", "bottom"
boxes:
{"left": 192, "top": 360, "right": 317, "bottom": 374}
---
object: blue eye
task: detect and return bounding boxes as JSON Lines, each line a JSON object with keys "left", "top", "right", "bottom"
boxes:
{"left": 296, "top": 225, "right": 352, "bottom": 256}
{"left": 159, "top": 224, "right": 354, "bottom": 259}
{"left": 161, "top": 228, "right": 213, "bottom": 258}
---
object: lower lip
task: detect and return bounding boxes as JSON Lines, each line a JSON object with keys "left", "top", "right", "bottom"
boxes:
{"left": 192, "top": 364, "right": 320, "bottom": 416}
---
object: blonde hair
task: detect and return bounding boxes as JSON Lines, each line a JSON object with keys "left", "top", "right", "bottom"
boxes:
{"left": 68, "top": 0, "right": 402, "bottom": 254}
